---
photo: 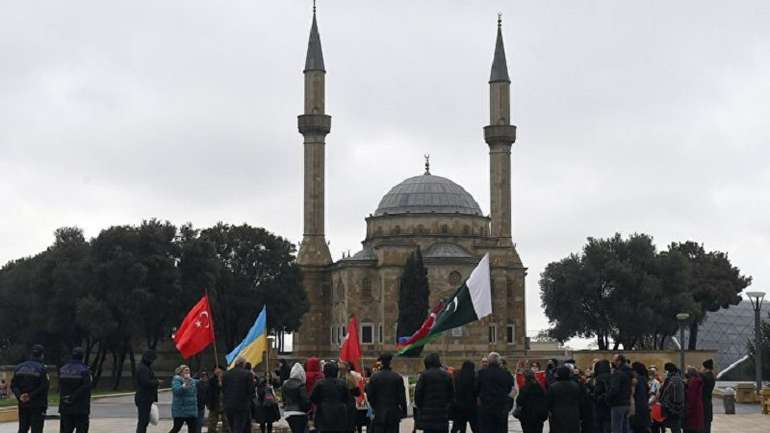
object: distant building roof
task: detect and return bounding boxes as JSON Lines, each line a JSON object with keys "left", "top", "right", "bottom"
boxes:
{"left": 374, "top": 174, "right": 483, "bottom": 217}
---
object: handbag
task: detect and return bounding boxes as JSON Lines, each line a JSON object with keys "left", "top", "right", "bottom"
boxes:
{"left": 651, "top": 402, "right": 666, "bottom": 423}
{"left": 149, "top": 402, "right": 160, "bottom": 425}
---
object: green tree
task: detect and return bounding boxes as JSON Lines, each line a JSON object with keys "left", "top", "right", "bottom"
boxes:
{"left": 396, "top": 248, "right": 430, "bottom": 357}
{"left": 667, "top": 241, "right": 752, "bottom": 349}
{"left": 540, "top": 233, "right": 696, "bottom": 350}
{"left": 196, "top": 223, "right": 307, "bottom": 350}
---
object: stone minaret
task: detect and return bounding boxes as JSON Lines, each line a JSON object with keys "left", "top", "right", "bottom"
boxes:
{"left": 297, "top": 4, "right": 332, "bottom": 266}
{"left": 295, "top": 4, "right": 332, "bottom": 357}
{"left": 484, "top": 16, "right": 516, "bottom": 243}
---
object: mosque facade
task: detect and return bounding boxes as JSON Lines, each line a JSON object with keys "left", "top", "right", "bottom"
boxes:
{"left": 293, "top": 8, "right": 527, "bottom": 359}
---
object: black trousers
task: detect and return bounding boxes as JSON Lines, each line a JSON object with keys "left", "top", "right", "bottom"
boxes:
{"left": 136, "top": 401, "right": 152, "bottom": 433}
{"left": 451, "top": 414, "right": 478, "bottom": 433}
{"left": 519, "top": 419, "right": 544, "bottom": 433}
{"left": 18, "top": 407, "right": 45, "bottom": 433}
{"left": 287, "top": 415, "right": 308, "bottom": 433}
{"left": 60, "top": 413, "right": 90, "bottom": 433}
{"left": 226, "top": 410, "right": 251, "bottom": 433}
{"left": 168, "top": 417, "right": 198, "bottom": 433}
{"left": 371, "top": 423, "right": 399, "bottom": 433}
{"left": 478, "top": 407, "right": 508, "bottom": 433}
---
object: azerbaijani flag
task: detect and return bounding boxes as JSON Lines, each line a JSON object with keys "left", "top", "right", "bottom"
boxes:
{"left": 397, "top": 253, "right": 492, "bottom": 355}
{"left": 226, "top": 306, "right": 267, "bottom": 369}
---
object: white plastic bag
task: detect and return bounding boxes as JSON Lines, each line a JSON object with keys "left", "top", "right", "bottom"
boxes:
{"left": 149, "top": 402, "right": 160, "bottom": 426}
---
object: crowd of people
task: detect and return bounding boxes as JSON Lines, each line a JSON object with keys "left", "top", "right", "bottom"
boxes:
{"left": 8, "top": 344, "right": 719, "bottom": 433}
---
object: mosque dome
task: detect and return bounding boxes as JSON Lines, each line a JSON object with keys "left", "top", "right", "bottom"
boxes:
{"left": 373, "top": 173, "right": 483, "bottom": 217}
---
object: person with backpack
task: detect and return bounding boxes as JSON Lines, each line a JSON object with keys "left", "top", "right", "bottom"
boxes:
{"left": 658, "top": 363, "right": 684, "bottom": 433}
{"left": 253, "top": 373, "right": 280, "bottom": 433}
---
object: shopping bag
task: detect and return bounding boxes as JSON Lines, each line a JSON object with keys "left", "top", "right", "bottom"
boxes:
{"left": 149, "top": 402, "right": 160, "bottom": 425}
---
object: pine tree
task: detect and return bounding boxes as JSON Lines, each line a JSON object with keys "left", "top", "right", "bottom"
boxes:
{"left": 397, "top": 248, "right": 430, "bottom": 357}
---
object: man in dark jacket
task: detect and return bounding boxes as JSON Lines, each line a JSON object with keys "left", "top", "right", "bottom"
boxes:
{"left": 134, "top": 350, "right": 159, "bottom": 433}
{"left": 222, "top": 357, "right": 256, "bottom": 433}
{"left": 12, "top": 344, "right": 49, "bottom": 433}
{"left": 414, "top": 353, "right": 454, "bottom": 433}
{"left": 607, "top": 354, "right": 632, "bottom": 433}
{"left": 310, "top": 361, "right": 354, "bottom": 433}
{"left": 366, "top": 353, "right": 407, "bottom": 433}
{"left": 207, "top": 367, "right": 230, "bottom": 433}
{"left": 59, "top": 347, "right": 92, "bottom": 433}
{"left": 701, "top": 359, "right": 715, "bottom": 433}
{"left": 476, "top": 352, "right": 514, "bottom": 433}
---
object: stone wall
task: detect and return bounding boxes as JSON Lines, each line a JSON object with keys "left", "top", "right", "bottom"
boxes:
{"left": 570, "top": 350, "right": 720, "bottom": 372}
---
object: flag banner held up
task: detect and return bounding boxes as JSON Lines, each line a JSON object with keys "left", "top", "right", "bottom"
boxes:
{"left": 226, "top": 306, "right": 267, "bottom": 369}
{"left": 174, "top": 295, "right": 215, "bottom": 359}
{"left": 397, "top": 253, "right": 492, "bottom": 355}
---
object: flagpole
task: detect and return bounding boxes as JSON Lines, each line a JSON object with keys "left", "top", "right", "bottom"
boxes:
{"left": 204, "top": 287, "right": 220, "bottom": 368}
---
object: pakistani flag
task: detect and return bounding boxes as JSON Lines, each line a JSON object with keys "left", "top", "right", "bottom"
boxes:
{"left": 397, "top": 253, "right": 492, "bottom": 355}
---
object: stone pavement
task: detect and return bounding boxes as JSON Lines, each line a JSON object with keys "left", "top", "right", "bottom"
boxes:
{"left": 2, "top": 413, "right": 769, "bottom": 433}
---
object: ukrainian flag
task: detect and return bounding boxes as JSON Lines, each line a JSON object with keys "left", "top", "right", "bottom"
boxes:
{"left": 226, "top": 306, "right": 267, "bottom": 369}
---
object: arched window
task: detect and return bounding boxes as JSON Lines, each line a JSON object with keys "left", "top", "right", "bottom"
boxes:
{"left": 361, "top": 277, "right": 372, "bottom": 299}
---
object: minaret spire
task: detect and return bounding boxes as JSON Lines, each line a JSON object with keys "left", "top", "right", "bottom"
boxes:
{"left": 484, "top": 14, "right": 517, "bottom": 243}
{"left": 297, "top": 3, "right": 332, "bottom": 265}
{"left": 490, "top": 13, "right": 510, "bottom": 83}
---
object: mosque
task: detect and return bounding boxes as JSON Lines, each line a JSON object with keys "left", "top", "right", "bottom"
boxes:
{"left": 292, "top": 7, "right": 527, "bottom": 360}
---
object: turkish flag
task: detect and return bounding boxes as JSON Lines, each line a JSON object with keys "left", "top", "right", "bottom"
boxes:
{"left": 174, "top": 295, "right": 216, "bottom": 359}
{"left": 339, "top": 316, "right": 362, "bottom": 372}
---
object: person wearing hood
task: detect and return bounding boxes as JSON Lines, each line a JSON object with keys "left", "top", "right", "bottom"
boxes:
{"left": 366, "top": 353, "right": 407, "bottom": 433}
{"left": 305, "top": 357, "right": 323, "bottom": 393}
{"left": 546, "top": 366, "right": 581, "bottom": 433}
{"left": 12, "top": 344, "right": 49, "bottom": 433}
{"left": 658, "top": 363, "right": 684, "bottom": 433}
{"left": 135, "top": 350, "right": 160, "bottom": 433}
{"left": 683, "top": 367, "right": 704, "bottom": 433}
{"left": 59, "top": 347, "right": 92, "bottom": 433}
{"left": 592, "top": 360, "right": 613, "bottom": 433}
{"left": 310, "top": 361, "right": 354, "bottom": 433}
{"left": 169, "top": 364, "right": 199, "bottom": 433}
{"left": 282, "top": 363, "right": 311, "bottom": 433}
{"left": 414, "top": 353, "right": 453, "bottom": 433}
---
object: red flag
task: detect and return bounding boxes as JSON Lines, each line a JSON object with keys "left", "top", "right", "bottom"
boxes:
{"left": 339, "top": 316, "right": 362, "bottom": 372}
{"left": 174, "top": 295, "right": 215, "bottom": 359}
{"left": 396, "top": 300, "right": 445, "bottom": 350}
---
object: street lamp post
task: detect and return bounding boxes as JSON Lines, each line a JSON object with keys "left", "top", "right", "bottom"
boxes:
{"left": 676, "top": 313, "right": 690, "bottom": 371}
{"left": 747, "top": 291, "right": 766, "bottom": 393}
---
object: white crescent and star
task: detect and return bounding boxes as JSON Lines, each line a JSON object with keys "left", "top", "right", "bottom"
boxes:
{"left": 194, "top": 311, "right": 211, "bottom": 329}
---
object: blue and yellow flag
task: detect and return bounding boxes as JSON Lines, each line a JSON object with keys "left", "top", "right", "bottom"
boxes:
{"left": 226, "top": 306, "right": 267, "bottom": 369}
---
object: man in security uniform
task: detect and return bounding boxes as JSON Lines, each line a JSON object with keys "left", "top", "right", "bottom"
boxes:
{"left": 11, "top": 344, "right": 49, "bottom": 433}
{"left": 59, "top": 347, "right": 92, "bottom": 433}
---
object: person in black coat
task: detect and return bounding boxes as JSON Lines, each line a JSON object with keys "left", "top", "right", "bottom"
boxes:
{"left": 366, "top": 353, "right": 407, "bottom": 433}
{"left": 134, "top": 350, "right": 160, "bottom": 433}
{"left": 629, "top": 362, "right": 651, "bottom": 433}
{"left": 310, "top": 361, "right": 354, "bottom": 433}
{"left": 59, "top": 347, "right": 92, "bottom": 433}
{"left": 196, "top": 371, "right": 210, "bottom": 427}
{"left": 547, "top": 366, "right": 581, "bottom": 433}
{"left": 12, "top": 344, "right": 49, "bottom": 433}
{"left": 414, "top": 353, "right": 454, "bottom": 433}
{"left": 450, "top": 361, "right": 478, "bottom": 433}
{"left": 515, "top": 369, "right": 548, "bottom": 433}
{"left": 476, "top": 352, "right": 514, "bottom": 433}
{"left": 607, "top": 354, "right": 632, "bottom": 433}
{"left": 592, "top": 360, "right": 612, "bottom": 433}
{"left": 206, "top": 367, "right": 230, "bottom": 433}
{"left": 282, "top": 363, "right": 311, "bottom": 433}
{"left": 700, "top": 360, "right": 715, "bottom": 433}
{"left": 223, "top": 357, "right": 257, "bottom": 433}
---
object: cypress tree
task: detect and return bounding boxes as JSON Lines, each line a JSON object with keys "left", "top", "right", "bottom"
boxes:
{"left": 396, "top": 248, "right": 430, "bottom": 357}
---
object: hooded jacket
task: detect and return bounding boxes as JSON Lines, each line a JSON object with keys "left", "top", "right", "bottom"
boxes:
{"left": 305, "top": 357, "right": 323, "bottom": 393}
{"left": 282, "top": 363, "right": 310, "bottom": 416}
{"left": 134, "top": 352, "right": 159, "bottom": 405}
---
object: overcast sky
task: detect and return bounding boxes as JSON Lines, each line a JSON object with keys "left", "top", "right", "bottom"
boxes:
{"left": 2, "top": 0, "right": 769, "bottom": 338}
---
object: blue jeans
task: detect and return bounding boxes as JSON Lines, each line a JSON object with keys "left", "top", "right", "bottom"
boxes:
{"left": 610, "top": 406, "right": 630, "bottom": 433}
